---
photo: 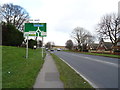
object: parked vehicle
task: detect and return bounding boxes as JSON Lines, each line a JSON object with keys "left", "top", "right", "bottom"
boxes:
{"left": 46, "top": 48, "right": 48, "bottom": 51}
{"left": 57, "top": 48, "right": 61, "bottom": 51}
{"left": 33, "top": 45, "right": 37, "bottom": 49}
{"left": 50, "top": 49, "right": 54, "bottom": 51}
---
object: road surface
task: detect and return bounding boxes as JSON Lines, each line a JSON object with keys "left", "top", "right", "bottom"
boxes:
{"left": 53, "top": 51, "right": 119, "bottom": 88}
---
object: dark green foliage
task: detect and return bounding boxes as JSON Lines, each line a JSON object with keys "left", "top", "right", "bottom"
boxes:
{"left": 2, "top": 23, "right": 24, "bottom": 46}
{"left": 114, "top": 50, "right": 120, "bottom": 52}
{"left": 65, "top": 40, "right": 73, "bottom": 50}
{"left": 83, "top": 49, "right": 88, "bottom": 52}
{"left": 82, "top": 44, "right": 88, "bottom": 52}
{"left": 28, "top": 39, "right": 37, "bottom": 49}
{"left": 45, "top": 42, "right": 51, "bottom": 49}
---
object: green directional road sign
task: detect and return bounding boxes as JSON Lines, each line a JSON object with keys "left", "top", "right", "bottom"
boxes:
{"left": 24, "top": 23, "right": 47, "bottom": 37}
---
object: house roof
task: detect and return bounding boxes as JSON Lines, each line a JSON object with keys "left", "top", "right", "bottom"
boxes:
{"left": 90, "top": 44, "right": 99, "bottom": 49}
{"left": 104, "top": 42, "right": 113, "bottom": 49}
{"left": 97, "top": 41, "right": 113, "bottom": 50}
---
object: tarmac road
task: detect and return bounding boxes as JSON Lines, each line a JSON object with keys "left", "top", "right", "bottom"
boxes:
{"left": 53, "top": 51, "right": 119, "bottom": 88}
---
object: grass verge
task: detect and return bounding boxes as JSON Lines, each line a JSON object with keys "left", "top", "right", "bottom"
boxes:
{"left": 51, "top": 53, "right": 93, "bottom": 88}
{"left": 63, "top": 50, "right": 120, "bottom": 58}
{"left": 2, "top": 46, "right": 45, "bottom": 88}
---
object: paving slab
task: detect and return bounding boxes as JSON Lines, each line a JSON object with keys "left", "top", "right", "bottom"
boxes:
{"left": 33, "top": 52, "right": 64, "bottom": 88}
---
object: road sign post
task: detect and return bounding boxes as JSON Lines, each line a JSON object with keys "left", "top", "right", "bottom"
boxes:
{"left": 24, "top": 23, "right": 47, "bottom": 59}
{"left": 26, "top": 34, "right": 29, "bottom": 59}
{"left": 42, "top": 37, "right": 44, "bottom": 58}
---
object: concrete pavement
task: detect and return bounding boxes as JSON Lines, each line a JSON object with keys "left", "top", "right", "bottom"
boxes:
{"left": 33, "top": 52, "right": 64, "bottom": 88}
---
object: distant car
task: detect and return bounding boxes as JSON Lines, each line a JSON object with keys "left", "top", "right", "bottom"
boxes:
{"left": 46, "top": 48, "right": 48, "bottom": 51}
{"left": 50, "top": 49, "right": 54, "bottom": 51}
{"left": 48, "top": 49, "right": 50, "bottom": 51}
{"left": 57, "top": 48, "right": 61, "bottom": 51}
{"left": 33, "top": 45, "right": 37, "bottom": 49}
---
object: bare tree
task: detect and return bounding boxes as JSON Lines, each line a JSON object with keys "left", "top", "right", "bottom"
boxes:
{"left": 97, "top": 13, "right": 120, "bottom": 46}
{"left": 45, "top": 42, "right": 55, "bottom": 49}
{"left": 0, "top": 3, "right": 29, "bottom": 31}
{"left": 84, "top": 34, "right": 95, "bottom": 46}
{"left": 51, "top": 42, "right": 55, "bottom": 47}
{"left": 65, "top": 40, "right": 73, "bottom": 50}
{"left": 45, "top": 42, "right": 51, "bottom": 49}
{"left": 71, "top": 27, "right": 93, "bottom": 50}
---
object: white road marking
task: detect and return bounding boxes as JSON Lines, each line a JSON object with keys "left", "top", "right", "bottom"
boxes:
{"left": 59, "top": 57, "right": 98, "bottom": 88}
{"left": 67, "top": 53, "right": 118, "bottom": 67}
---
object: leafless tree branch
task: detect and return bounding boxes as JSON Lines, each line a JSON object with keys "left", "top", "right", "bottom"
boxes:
{"left": 97, "top": 13, "right": 120, "bottom": 46}
{"left": 0, "top": 3, "right": 29, "bottom": 31}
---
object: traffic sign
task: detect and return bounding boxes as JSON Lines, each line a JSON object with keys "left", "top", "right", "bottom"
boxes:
{"left": 24, "top": 23, "right": 46, "bottom": 59}
{"left": 24, "top": 23, "right": 47, "bottom": 37}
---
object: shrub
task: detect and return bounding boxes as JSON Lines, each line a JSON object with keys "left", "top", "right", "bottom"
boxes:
{"left": 28, "top": 39, "right": 37, "bottom": 49}
{"left": 2, "top": 23, "right": 24, "bottom": 46}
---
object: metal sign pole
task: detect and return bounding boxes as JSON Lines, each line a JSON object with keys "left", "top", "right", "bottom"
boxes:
{"left": 36, "top": 27, "right": 40, "bottom": 48}
{"left": 37, "top": 33, "right": 39, "bottom": 48}
{"left": 42, "top": 37, "right": 44, "bottom": 59}
{"left": 26, "top": 34, "right": 29, "bottom": 59}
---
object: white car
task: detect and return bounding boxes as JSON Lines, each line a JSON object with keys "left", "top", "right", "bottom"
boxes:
{"left": 33, "top": 45, "right": 37, "bottom": 49}
{"left": 57, "top": 48, "right": 61, "bottom": 51}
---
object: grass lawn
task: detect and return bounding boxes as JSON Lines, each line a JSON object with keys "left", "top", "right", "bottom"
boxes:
{"left": 63, "top": 50, "right": 120, "bottom": 58}
{"left": 51, "top": 53, "right": 93, "bottom": 88}
{"left": 2, "top": 46, "right": 45, "bottom": 88}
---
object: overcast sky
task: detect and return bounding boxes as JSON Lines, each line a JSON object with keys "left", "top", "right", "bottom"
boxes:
{"left": 1, "top": 0, "right": 119, "bottom": 46}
